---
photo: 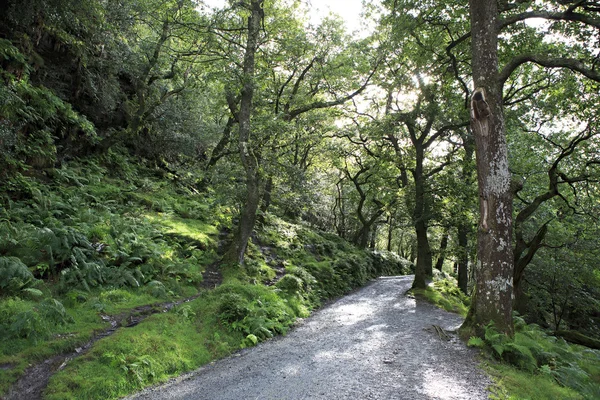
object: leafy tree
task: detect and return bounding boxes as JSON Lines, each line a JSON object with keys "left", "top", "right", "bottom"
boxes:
{"left": 460, "top": 0, "right": 600, "bottom": 336}
{"left": 209, "top": 1, "right": 379, "bottom": 265}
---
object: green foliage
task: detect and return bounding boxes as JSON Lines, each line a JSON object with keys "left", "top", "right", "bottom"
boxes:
{"left": 214, "top": 284, "right": 296, "bottom": 346}
{"left": 0, "top": 38, "right": 97, "bottom": 183}
{"left": 479, "top": 318, "right": 600, "bottom": 399}
{"left": 0, "top": 297, "right": 73, "bottom": 341}
{"left": 0, "top": 257, "right": 37, "bottom": 295}
{"left": 369, "top": 250, "right": 415, "bottom": 276}
{"left": 275, "top": 274, "right": 304, "bottom": 296}
{"left": 468, "top": 336, "right": 485, "bottom": 348}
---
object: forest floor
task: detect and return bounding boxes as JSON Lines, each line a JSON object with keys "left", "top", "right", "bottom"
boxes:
{"left": 128, "top": 275, "right": 491, "bottom": 400}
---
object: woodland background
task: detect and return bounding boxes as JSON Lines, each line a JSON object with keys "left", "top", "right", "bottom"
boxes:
{"left": 0, "top": 0, "right": 599, "bottom": 399}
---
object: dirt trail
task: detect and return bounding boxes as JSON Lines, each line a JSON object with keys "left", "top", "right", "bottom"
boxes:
{"left": 130, "top": 276, "right": 491, "bottom": 400}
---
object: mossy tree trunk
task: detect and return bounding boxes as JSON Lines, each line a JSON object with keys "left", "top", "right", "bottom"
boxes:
{"left": 223, "top": 0, "right": 264, "bottom": 265}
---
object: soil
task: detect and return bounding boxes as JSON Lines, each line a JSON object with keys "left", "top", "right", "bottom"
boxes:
{"left": 129, "top": 276, "right": 492, "bottom": 400}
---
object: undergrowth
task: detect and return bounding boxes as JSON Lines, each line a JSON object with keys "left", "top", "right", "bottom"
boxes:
{"left": 469, "top": 316, "right": 600, "bottom": 400}
{"left": 0, "top": 152, "right": 412, "bottom": 399}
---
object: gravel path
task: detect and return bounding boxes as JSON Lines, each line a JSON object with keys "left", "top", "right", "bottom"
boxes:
{"left": 129, "top": 276, "right": 491, "bottom": 400}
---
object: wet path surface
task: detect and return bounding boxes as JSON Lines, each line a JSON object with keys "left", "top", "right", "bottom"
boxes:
{"left": 130, "top": 276, "right": 491, "bottom": 400}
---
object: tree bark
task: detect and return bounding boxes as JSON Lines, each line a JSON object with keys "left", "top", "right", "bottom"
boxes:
{"left": 411, "top": 147, "right": 433, "bottom": 289}
{"left": 457, "top": 224, "right": 469, "bottom": 294}
{"left": 457, "top": 129, "right": 475, "bottom": 295}
{"left": 434, "top": 232, "right": 449, "bottom": 272}
{"left": 462, "top": 0, "right": 514, "bottom": 336}
{"left": 386, "top": 215, "right": 394, "bottom": 252}
{"left": 223, "top": 0, "right": 264, "bottom": 265}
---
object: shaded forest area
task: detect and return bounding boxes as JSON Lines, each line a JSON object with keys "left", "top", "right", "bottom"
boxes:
{"left": 0, "top": 0, "right": 599, "bottom": 398}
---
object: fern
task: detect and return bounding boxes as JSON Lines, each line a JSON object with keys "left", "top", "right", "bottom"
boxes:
{"left": 39, "top": 298, "right": 74, "bottom": 326}
{"left": 552, "top": 362, "right": 591, "bottom": 392}
{"left": 467, "top": 336, "right": 485, "bottom": 348}
{"left": 9, "top": 310, "right": 46, "bottom": 340}
{"left": 0, "top": 256, "right": 36, "bottom": 294}
{"left": 502, "top": 342, "right": 538, "bottom": 372}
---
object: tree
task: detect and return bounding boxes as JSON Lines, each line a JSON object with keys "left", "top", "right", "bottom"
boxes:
{"left": 459, "top": 0, "right": 600, "bottom": 336}
{"left": 461, "top": 0, "right": 515, "bottom": 336}
{"left": 214, "top": 1, "right": 379, "bottom": 265}
{"left": 221, "top": 0, "right": 264, "bottom": 264}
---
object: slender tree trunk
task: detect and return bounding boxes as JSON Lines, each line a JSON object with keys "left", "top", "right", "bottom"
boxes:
{"left": 413, "top": 218, "right": 432, "bottom": 288}
{"left": 457, "top": 130, "right": 475, "bottom": 295}
{"left": 434, "top": 232, "right": 449, "bottom": 271}
{"left": 369, "top": 224, "right": 377, "bottom": 249}
{"left": 412, "top": 152, "right": 432, "bottom": 289}
{"left": 205, "top": 116, "right": 235, "bottom": 170}
{"left": 463, "top": 0, "right": 514, "bottom": 336}
{"left": 386, "top": 215, "right": 394, "bottom": 252}
{"left": 334, "top": 179, "right": 346, "bottom": 238}
{"left": 457, "top": 224, "right": 469, "bottom": 294}
{"left": 259, "top": 175, "right": 273, "bottom": 216}
{"left": 223, "top": 0, "right": 264, "bottom": 265}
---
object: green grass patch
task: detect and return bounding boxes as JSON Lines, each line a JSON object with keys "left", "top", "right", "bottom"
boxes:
{"left": 145, "top": 213, "right": 218, "bottom": 248}
{"left": 486, "top": 361, "right": 583, "bottom": 400}
{"left": 411, "top": 278, "right": 470, "bottom": 317}
{"left": 43, "top": 281, "right": 303, "bottom": 400}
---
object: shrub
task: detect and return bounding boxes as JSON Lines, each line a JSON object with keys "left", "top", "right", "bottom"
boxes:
{"left": 275, "top": 275, "right": 304, "bottom": 295}
{"left": 213, "top": 284, "right": 297, "bottom": 347}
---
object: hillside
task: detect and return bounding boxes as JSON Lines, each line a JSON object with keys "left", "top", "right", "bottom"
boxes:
{"left": 0, "top": 154, "right": 412, "bottom": 399}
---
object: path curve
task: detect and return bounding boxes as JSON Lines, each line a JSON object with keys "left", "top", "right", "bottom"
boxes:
{"left": 130, "top": 276, "right": 491, "bottom": 400}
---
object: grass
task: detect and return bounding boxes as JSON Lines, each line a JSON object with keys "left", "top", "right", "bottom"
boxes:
{"left": 486, "top": 361, "right": 584, "bottom": 400}
{"left": 410, "top": 278, "right": 470, "bottom": 317}
{"left": 474, "top": 321, "right": 600, "bottom": 400}
{"left": 37, "top": 217, "right": 412, "bottom": 399}
{"left": 44, "top": 296, "right": 239, "bottom": 400}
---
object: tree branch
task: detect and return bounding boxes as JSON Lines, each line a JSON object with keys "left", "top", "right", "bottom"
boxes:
{"left": 499, "top": 54, "right": 600, "bottom": 85}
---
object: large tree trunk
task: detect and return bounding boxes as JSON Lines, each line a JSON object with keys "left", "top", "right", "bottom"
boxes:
{"left": 413, "top": 218, "right": 432, "bottom": 288}
{"left": 412, "top": 153, "right": 432, "bottom": 289}
{"left": 223, "top": 0, "right": 264, "bottom": 265}
{"left": 462, "top": 0, "right": 514, "bottom": 336}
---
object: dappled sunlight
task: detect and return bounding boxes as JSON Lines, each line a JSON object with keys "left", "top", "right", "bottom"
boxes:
{"left": 314, "top": 323, "right": 389, "bottom": 363}
{"left": 393, "top": 297, "right": 416, "bottom": 310}
{"left": 313, "top": 350, "right": 355, "bottom": 362}
{"left": 327, "top": 300, "right": 376, "bottom": 326}
{"left": 349, "top": 327, "right": 388, "bottom": 355}
{"left": 421, "top": 367, "right": 473, "bottom": 400}
{"left": 280, "top": 364, "right": 300, "bottom": 377}
{"left": 144, "top": 213, "right": 217, "bottom": 244}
